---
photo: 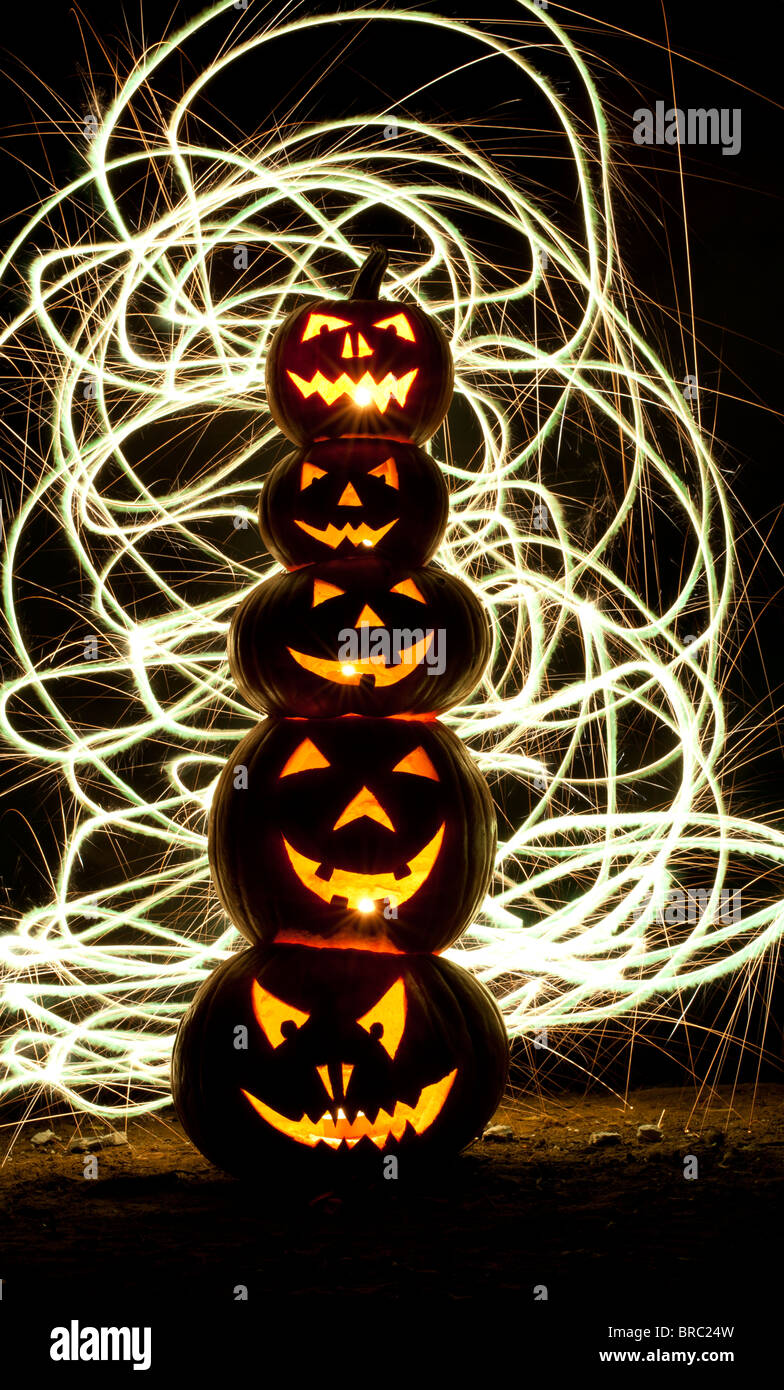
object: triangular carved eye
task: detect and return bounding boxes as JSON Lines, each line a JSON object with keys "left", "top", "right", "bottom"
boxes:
{"left": 313, "top": 579, "right": 345, "bottom": 606}
{"left": 252, "top": 980, "right": 309, "bottom": 1048}
{"left": 392, "top": 746, "right": 439, "bottom": 781}
{"left": 301, "top": 312, "right": 352, "bottom": 341}
{"left": 390, "top": 578, "right": 426, "bottom": 603}
{"left": 300, "top": 463, "right": 327, "bottom": 490}
{"left": 357, "top": 979, "right": 407, "bottom": 1058}
{"left": 368, "top": 457, "right": 399, "bottom": 490}
{"left": 373, "top": 313, "right": 415, "bottom": 342}
{"left": 279, "top": 738, "right": 330, "bottom": 777}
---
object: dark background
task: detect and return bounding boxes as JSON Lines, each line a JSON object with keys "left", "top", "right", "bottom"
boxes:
{"left": 1, "top": 1, "right": 783, "bottom": 1082}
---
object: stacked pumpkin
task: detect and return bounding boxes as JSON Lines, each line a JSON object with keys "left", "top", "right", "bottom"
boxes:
{"left": 172, "top": 247, "right": 509, "bottom": 1176}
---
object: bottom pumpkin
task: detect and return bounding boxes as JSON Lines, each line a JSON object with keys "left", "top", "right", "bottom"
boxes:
{"left": 172, "top": 944, "right": 508, "bottom": 1176}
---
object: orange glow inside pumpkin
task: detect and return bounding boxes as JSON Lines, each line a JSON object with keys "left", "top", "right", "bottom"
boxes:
{"left": 373, "top": 313, "right": 415, "bottom": 341}
{"left": 288, "top": 631, "right": 434, "bottom": 686}
{"left": 294, "top": 519, "right": 397, "bottom": 549}
{"left": 390, "top": 578, "right": 426, "bottom": 603}
{"left": 368, "top": 456, "right": 399, "bottom": 488}
{"left": 242, "top": 1070, "right": 456, "bottom": 1149}
{"left": 279, "top": 738, "right": 331, "bottom": 777}
{"left": 292, "top": 454, "right": 400, "bottom": 550}
{"left": 275, "top": 738, "right": 445, "bottom": 914}
{"left": 312, "top": 578, "right": 346, "bottom": 607}
{"left": 301, "top": 313, "right": 352, "bottom": 341}
{"left": 332, "top": 785, "right": 395, "bottom": 831}
{"left": 282, "top": 824, "right": 445, "bottom": 913}
{"left": 288, "top": 369, "right": 418, "bottom": 413}
{"left": 293, "top": 577, "right": 434, "bottom": 684}
{"left": 357, "top": 977, "right": 407, "bottom": 1057}
{"left": 392, "top": 746, "right": 439, "bottom": 780}
{"left": 341, "top": 333, "right": 373, "bottom": 358}
{"left": 355, "top": 603, "right": 383, "bottom": 628}
{"left": 243, "top": 972, "right": 456, "bottom": 1149}
{"left": 337, "top": 482, "right": 362, "bottom": 506}
{"left": 279, "top": 738, "right": 440, "bottom": 785}
{"left": 251, "top": 980, "right": 310, "bottom": 1048}
{"left": 317, "top": 1063, "right": 356, "bottom": 1097}
{"left": 299, "top": 311, "right": 416, "bottom": 344}
{"left": 300, "top": 463, "right": 328, "bottom": 489}
{"left": 274, "top": 927, "right": 404, "bottom": 953}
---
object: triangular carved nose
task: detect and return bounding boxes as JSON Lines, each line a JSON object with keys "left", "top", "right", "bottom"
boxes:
{"left": 355, "top": 604, "right": 383, "bottom": 628}
{"left": 340, "top": 333, "right": 373, "bottom": 359}
{"left": 333, "top": 786, "right": 395, "bottom": 831}
{"left": 338, "top": 483, "right": 362, "bottom": 506}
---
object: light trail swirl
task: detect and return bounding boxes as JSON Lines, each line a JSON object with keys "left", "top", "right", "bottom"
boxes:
{"left": 1, "top": 0, "right": 781, "bottom": 1116}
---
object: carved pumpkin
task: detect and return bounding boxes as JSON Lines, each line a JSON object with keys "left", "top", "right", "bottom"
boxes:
{"left": 172, "top": 943, "right": 508, "bottom": 1175}
{"left": 259, "top": 437, "right": 449, "bottom": 570}
{"left": 228, "top": 555, "right": 490, "bottom": 719}
{"left": 208, "top": 716, "right": 496, "bottom": 953}
{"left": 264, "top": 246, "right": 453, "bottom": 446}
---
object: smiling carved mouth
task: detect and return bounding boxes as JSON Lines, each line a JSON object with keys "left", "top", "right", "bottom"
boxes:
{"left": 294, "top": 518, "right": 398, "bottom": 549}
{"left": 242, "top": 1069, "right": 457, "bottom": 1148}
{"left": 287, "top": 630, "right": 434, "bottom": 686}
{"left": 282, "top": 824, "right": 445, "bottom": 910}
{"left": 288, "top": 368, "right": 418, "bottom": 413}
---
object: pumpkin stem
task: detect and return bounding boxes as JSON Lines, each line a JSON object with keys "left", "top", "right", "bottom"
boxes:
{"left": 349, "top": 244, "right": 389, "bottom": 298}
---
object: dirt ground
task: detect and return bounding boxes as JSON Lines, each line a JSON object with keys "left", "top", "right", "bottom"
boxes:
{"left": 1, "top": 1084, "right": 782, "bottom": 1371}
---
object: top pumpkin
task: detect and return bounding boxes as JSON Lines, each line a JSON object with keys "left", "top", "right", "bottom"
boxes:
{"left": 265, "top": 246, "right": 454, "bottom": 446}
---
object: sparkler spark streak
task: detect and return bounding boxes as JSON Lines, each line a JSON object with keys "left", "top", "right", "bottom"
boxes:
{"left": 1, "top": 0, "right": 781, "bottom": 1117}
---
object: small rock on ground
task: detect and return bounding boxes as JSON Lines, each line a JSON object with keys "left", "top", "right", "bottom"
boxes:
{"left": 637, "top": 1125, "right": 663, "bottom": 1143}
{"left": 67, "top": 1131, "right": 129, "bottom": 1153}
{"left": 482, "top": 1123, "right": 514, "bottom": 1141}
{"left": 31, "top": 1130, "right": 57, "bottom": 1147}
{"left": 589, "top": 1130, "right": 622, "bottom": 1147}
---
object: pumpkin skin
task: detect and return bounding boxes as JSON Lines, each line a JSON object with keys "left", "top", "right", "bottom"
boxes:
{"left": 259, "top": 437, "right": 449, "bottom": 570}
{"left": 172, "top": 944, "right": 509, "bottom": 1177}
{"left": 208, "top": 716, "right": 497, "bottom": 953}
{"left": 229, "top": 555, "right": 490, "bottom": 719}
{"left": 264, "top": 247, "right": 453, "bottom": 446}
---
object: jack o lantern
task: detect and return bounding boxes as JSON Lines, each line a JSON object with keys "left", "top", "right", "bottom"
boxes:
{"left": 259, "top": 437, "right": 449, "bottom": 570}
{"left": 228, "top": 555, "right": 491, "bottom": 718}
{"left": 208, "top": 716, "right": 496, "bottom": 952}
{"left": 265, "top": 246, "right": 453, "bottom": 446}
{"left": 172, "top": 944, "right": 509, "bottom": 1176}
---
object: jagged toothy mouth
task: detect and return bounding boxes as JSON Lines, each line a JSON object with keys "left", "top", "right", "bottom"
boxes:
{"left": 288, "top": 368, "right": 418, "bottom": 413}
{"left": 293, "top": 518, "right": 398, "bottom": 549}
{"left": 242, "top": 1069, "right": 457, "bottom": 1148}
